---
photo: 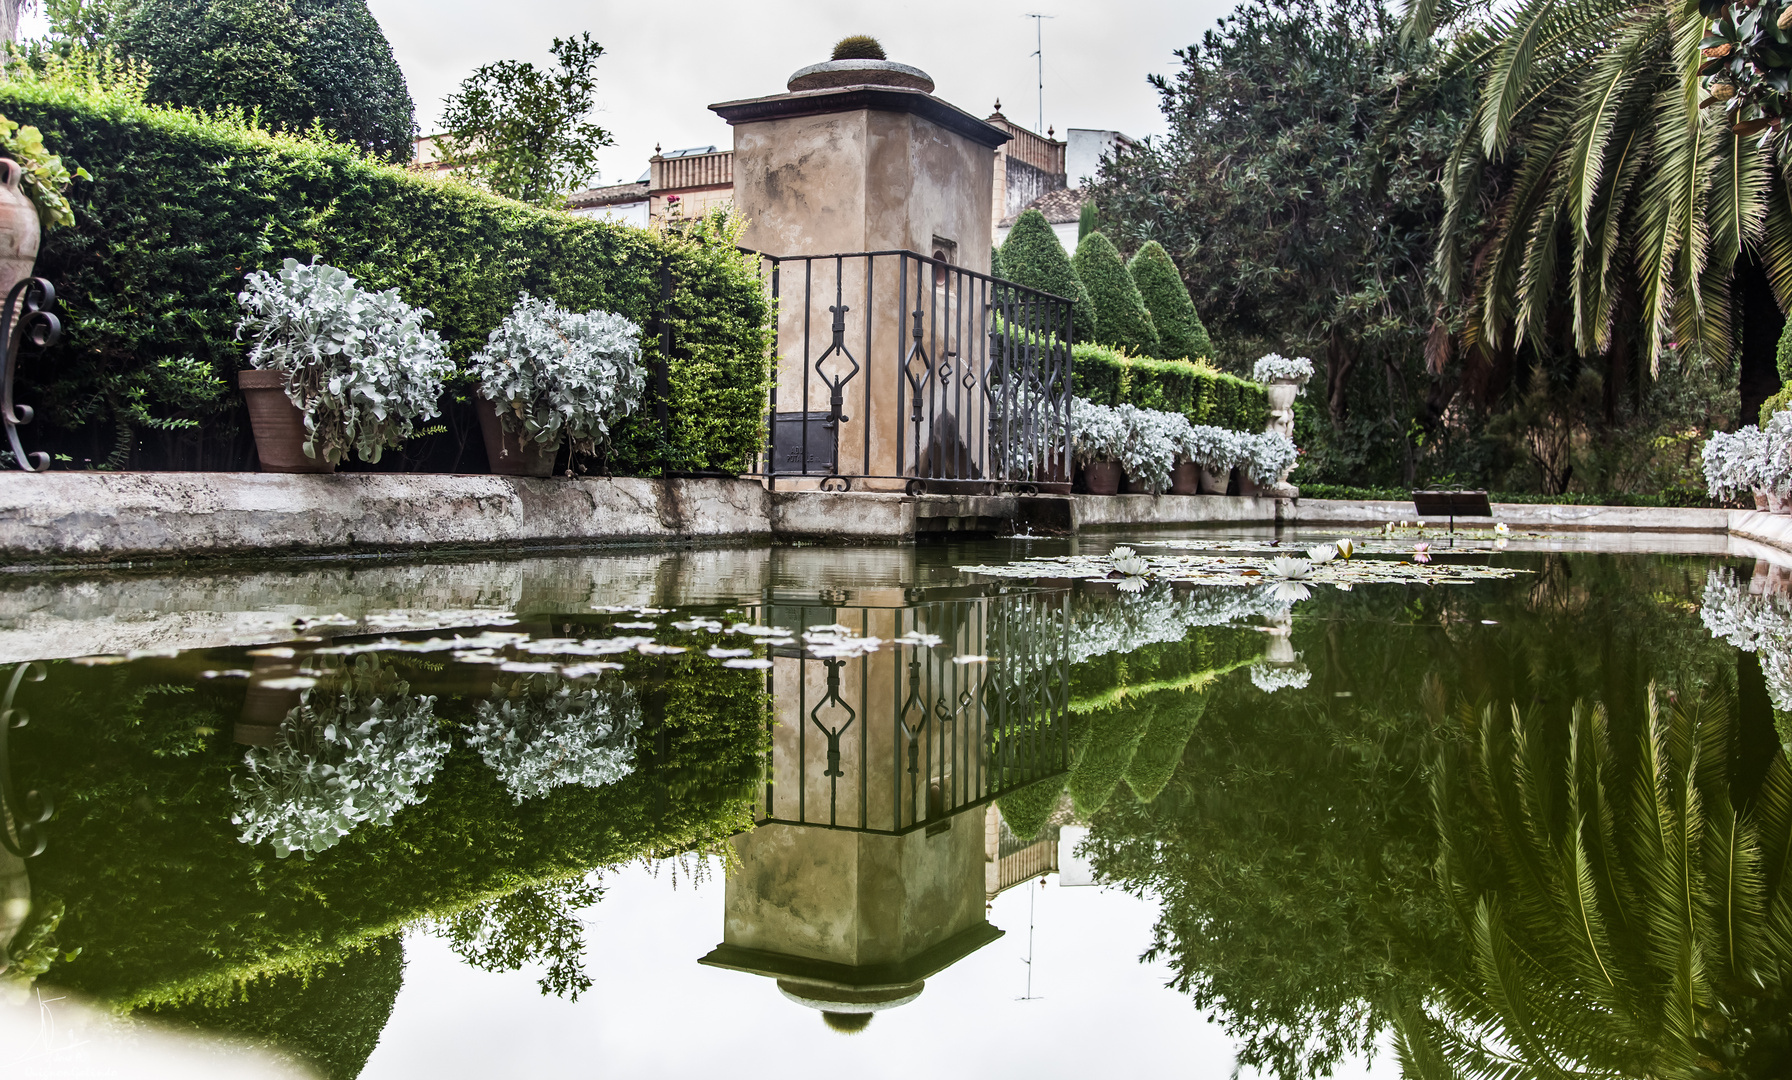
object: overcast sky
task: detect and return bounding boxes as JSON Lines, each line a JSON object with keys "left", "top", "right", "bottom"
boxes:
{"left": 359, "top": 0, "right": 1235, "bottom": 186}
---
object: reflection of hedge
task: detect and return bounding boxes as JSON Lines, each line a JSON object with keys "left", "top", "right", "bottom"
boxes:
{"left": 149, "top": 935, "right": 405, "bottom": 1080}
{"left": 1071, "top": 625, "right": 1260, "bottom": 713}
{"left": 1124, "top": 689, "right": 1210, "bottom": 804}
{"left": 1071, "top": 342, "right": 1266, "bottom": 434}
{"left": 1066, "top": 702, "right": 1152, "bottom": 816}
{"left": 996, "top": 774, "right": 1067, "bottom": 843}
{"left": 0, "top": 78, "right": 771, "bottom": 473}
{"left": 16, "top": 639, "right": 767, "bottom": 1009}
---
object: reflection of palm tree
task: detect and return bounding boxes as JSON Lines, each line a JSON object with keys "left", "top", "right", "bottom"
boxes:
{"left": 1407, "top": 686, "right": 1792, "bottom": 1079}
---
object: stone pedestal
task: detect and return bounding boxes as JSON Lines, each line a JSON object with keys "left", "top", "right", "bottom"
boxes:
{"left": 1264, "top": 378, "right": 1301, "bottom": 498}
{"left": 713, "top": 66, "right": 1009, "bottom": 490}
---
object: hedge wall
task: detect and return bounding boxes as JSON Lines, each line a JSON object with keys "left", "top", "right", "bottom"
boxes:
{"left": 1071, "top": 341, "right": 1267, "bottom": 433}
{"left": 0, "top": 78, "right": 772, "bottom": 473}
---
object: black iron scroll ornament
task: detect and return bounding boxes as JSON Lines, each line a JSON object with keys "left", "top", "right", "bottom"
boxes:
{"left": 0, "top": 277, "right": 60, "bottom": 472}
{"left": 0, "top": 662, "right": 49, "bottom": 858}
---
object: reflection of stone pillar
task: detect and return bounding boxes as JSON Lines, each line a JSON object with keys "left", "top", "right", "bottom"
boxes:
{"left": 714, "top": 56, "right": 1007, "bottom": 489}
{"left": 699, "top": 820, "right": 999, "bottom": 1030}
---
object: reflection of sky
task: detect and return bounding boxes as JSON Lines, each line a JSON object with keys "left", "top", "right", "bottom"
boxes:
{"left": 364, "top": 861, "right": 1399, "bottom": 1079}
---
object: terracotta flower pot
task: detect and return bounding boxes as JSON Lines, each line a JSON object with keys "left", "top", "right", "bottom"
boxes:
{"left": 1170, "top": 460, "right": 1199, "bottom": 495}
{"left": 1122, "top": 474, "right": 1153, "bottom": 495}
{"left": 1081, "top": 460, "right": 1122, "bottom": 495}
{"left": 1198, "top": 465, "right": 1230, "bottom": 495}
{"left": 1755, "top": 489, "right": 1770, "bottom": 511}
{"left": 476, "top": 396, "right": 557, "bottom": 477}
{"left": 238, "top": 369, "right": 333, "bottom": 473}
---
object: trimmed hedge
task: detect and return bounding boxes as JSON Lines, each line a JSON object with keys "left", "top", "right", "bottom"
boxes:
{"left": 1000, "top": 208, "right": 1095, "bottom": 343}
{"left": 0, "top": 77, "right": 771, "bottom": 473}
{"left": 1071, "top": 341, "right": 1267, "bottom": 433}
{"left": 1128, "top": 240, "right": 1213, "bottom": 362}
{"left": 1073, "top": 231, "right": 1158, "bottom": 356}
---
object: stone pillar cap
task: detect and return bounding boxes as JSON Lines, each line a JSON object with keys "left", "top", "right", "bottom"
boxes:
{"left": 788, "top": 58, "right": 935, "bottom": 94}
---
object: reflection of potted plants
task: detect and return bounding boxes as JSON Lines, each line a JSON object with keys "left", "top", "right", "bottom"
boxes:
{"left": 235, "top": 259, "right": 454, "bottom": 472}
{"left": 467, "top": 293, "right": 646, "bottom": 477}
{"left": 230, "top": 654, "right": 446, "bottom": 858}
{"left": 1070, "top": 397, "right": 1128, "bottom": 495}
{"left": 468, "top": 672, "right": 641, "bottom": 802}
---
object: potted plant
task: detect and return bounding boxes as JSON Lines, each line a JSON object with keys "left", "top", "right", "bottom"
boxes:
{"left": 1117, "top": 404, "right": 1180, "bottom": 494}
{"left": 467, "top": 293, "right": 647, "bottom": 477}
{"left": 1070, "top": 397, "right": 1128, "bottom": 495}
{"left": 1703, "top": 424, "right": 1769, "bottom": 509}
{"left": 468, "top": 672, "right": 641, "bottom": 803}
{"left": 0, "top": 115, "right": 85, "bottom": 319}
{"left": 1181, "top": 424, "right": 1244, "bottom": 494}
{"left": 235, "top": 259, "right": 454, "bottom": 472}
{"left": 1238, "top": 432, "right": 1300, "bottom": 497}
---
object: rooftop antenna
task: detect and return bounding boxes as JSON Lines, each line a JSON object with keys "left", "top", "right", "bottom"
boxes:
{"left": 1017, "top": 876, "right": 1045, "bottom": 1000}
{"left": 1025, "top": 13, "right": 1053, "bottom": 136}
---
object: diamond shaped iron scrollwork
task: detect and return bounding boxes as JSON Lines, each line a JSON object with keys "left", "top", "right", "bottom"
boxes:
{"left": 902, "top": 306, "right": 930, "bottom": 423}
{"left": 813, "top": 263, "right": 860, "bottom": 430}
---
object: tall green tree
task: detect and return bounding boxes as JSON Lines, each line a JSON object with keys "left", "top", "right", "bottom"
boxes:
{"left": 1073, "top": 230, "right": 1159, "bottom": 355}
{"left": 437, "top": 33, "right": 613, "bottom": 208}
{"left": 1128, "top": 239, "right": 1215, "bottom": 360}
{"left": 1407, "top": 0, "right": 1783, "bottom": 381}
{"left": 112, "top": 0, "right": 416, "bottom": 161}
{"left": 1000, "top": 207, "right": 1096, "bottom": 342}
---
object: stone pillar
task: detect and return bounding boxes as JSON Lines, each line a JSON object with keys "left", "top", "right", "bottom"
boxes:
{"left": 713, "top": 57, "right": 1008, "bottom": 491}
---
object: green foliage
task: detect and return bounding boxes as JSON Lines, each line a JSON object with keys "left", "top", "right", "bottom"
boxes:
{"left": 0, "top": 78, "right": 769, "bottom": 472}
{"left": 149, "top": 935, "right": 405, "bottom": 1080}
{"left": 1123, "top": 690, "right": 1209, "bottom": 803}
{"left": 999, "top": 208, "right": 1095, "bottom": 343}
{"left": 989, "top": 243, "right": 1005, "bottom": 281}
{"left": 434, "top": 877, "right": 600, "bottom": 999}
{"left": 1765, "top": 386, "right": 1792, "bottom": 427}
{"left": 1077, "top": 200, "right": 1096, "bottom": 242}
{"left": 829, "top": 35, "right": 885, "bottom": 60}
{"left": 1128, "top": 240, "right": 1212, "bottom": 361}
{"left": 0, "top": 110, "right": 89, "bottom": 228}
{"left": 1073, "top": 231, "right": 1159, "bottom": 355}
{"left": 17, "top": 633, "right": 768, "bottom": 1007}
{"left": 1071, "top": 341, "right": 1267, "bottom": 432}
{"left": 437, "top": 33, "right": 613, "bottom": 208}
{"left": 113, "top": 0, "right": 416, "bottom": 162}
{"left": 1065, "top": 702, "right": 1151, "bottom": 816}
{"left": 995, "top": 775, "right": 1065, "bottom": 843}
{"left": 1777, "top": 317, "right": 1792, "bottom": 385}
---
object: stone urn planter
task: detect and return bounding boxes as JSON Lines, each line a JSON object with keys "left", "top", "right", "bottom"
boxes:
{"left": 239, "top": 370, "right": 333, "bottom": 473}
{"left": 1170, "top": 460, "right": 1200, "bottom": 495}
{"left": 1265, "top": 378, "right": 1300, "bottom": 419}
{"left": 475, "top": 398, "right": 557, "bottom": 477}
{"left": 1081, "top": 460, "right": 1122, "bottom": 495}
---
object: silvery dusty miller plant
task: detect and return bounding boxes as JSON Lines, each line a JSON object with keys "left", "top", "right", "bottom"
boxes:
{"left": 1070, "top": 397, "right": 1129, "bottom": 465}
{"left": 236, "top": 259, "right": 454, "bottom": 465}
{"left": 1243, "top": 432, "right": 1300, "bottom": 483}
{"left": 1702, "top": 568, "right": 1792, "bottom": 713}
{"left": 1703, "top": 424, "right": 1768, "bottom": 500}
{"left": 1180, "top": 424, "right": 1248, "bottom": 473}
{"left": 468, "top": 673, "right": 642, "bottom": 804}
{"left": 230, "top": 654, "right": 447, "bottom": 859}
{"left": 1115, "top": 403, "right": 1182, "bottom": 493}
{"left": 1251, "top": 352, "right": 1316, "bottom": 386}
{"left": 468, "top": 292, "right": 647, "bottom": 455}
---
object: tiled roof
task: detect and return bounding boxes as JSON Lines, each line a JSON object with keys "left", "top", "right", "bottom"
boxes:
{"left": 999, "top": 186, "right": 1084, "bottom": 228}
{"left": 568, "top": 181, "right": 649, "bottom": 209}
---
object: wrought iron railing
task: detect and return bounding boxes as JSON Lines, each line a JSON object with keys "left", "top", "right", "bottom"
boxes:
{"left": 744, "top": 250, "right": 1074, "bottom": 495}
{"left": 749, "top": 588, "right": 1071, "bottom": 836}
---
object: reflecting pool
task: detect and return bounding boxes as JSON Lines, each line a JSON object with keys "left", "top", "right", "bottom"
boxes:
{"left": 1, "top": 531, "right": 1787, "bottom": 1079}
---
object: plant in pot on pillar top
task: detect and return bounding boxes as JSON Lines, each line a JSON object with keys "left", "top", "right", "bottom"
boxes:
{"left": 467, "top": 293, "right": 646, "bottom": 477}
{"left": 235, "top": 259, "right": 453, "bottom": 472}
{"left": 1250, "top": 352, "right": 1313, "bottom": 496}
{"left": 1070, "top": 397, "right": 1129, "bottom": 494}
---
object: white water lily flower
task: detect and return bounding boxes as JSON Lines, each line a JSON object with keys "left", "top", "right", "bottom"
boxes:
{"left": 1271, "top": 581, "right": 1311, "bottom": 603}
{"left": 1334, "top": 538, "right": 1353, "bottom": 559}
{"left": 1110, "top": 546, "right": 1136, "bottom": 558}
{"left": 1305, "top": 544, "right": 1337, "bottom": 564}
{"left": 1117, "top": 575, "right": 1148, "bottom": 593}
{"left": 1265, "top": 556, "right": 1314, "bottom": 580}
{"left": 1111, "top": 553, "right": 1151, "bottom": 577}
{"left": 1493, "top": 523, "right": 1510, "bottom": 535}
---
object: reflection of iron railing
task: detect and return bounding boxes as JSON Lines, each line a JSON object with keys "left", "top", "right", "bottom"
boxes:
{"left": 743, "top": 250, "right": 1074, "bottom": 495}
{"left": 752, "top": 590, "right": 1070, "bottom": 835}
{"left": 0, "top": 662, "right": 49, "bottom": 857}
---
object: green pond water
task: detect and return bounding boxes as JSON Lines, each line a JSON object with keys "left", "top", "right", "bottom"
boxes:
{"left": 0, "top": 531, "right": 1786, "bottom": 1079}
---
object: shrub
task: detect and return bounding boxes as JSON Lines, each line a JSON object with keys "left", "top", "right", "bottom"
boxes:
{"left": 1073, "top": 231, "right": 1158, "bottom": 355}
{"left": 1127, "top": 240, "right": 1212, "bottom": 361}
{"left": 989, "top": 243, "right": 1005, "bottom": 281}
{"left": 1765, "top": 386, "right": 1792, "bottom": 427}
{"left": 830, "top": 35, "right": 886, "bottom": 60}
{"left": 236, "top": 259, "right": 454, "bottom": 465}
{"left": 996, "top": 775, "right": 1065, "bottom": 843}
{"left": 1070, "top": 341, "right": 1267, "bottom": 432}
{"left": 114, "top": 0, "right": 416, "bottom": 162}
{"left": 1000, "top": 207, "right": 1095, "bottom": 343}
{"left": 467, "top": 293, "right": 646, "bottom": 455}
{"left": 0, "top": 76, "right": 771, "bottom": 473}
{"left": 1069, "top": 397, "right": 1128, "bottom": 464}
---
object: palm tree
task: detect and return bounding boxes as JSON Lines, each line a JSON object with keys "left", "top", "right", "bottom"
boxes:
{"left": 1408, "top": 0, "right": 1787, "bottom": 379}
{"left": 1403, "top": 686, "right": 1792, "bottom": 1078}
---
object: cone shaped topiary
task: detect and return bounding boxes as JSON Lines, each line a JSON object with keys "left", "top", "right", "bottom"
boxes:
{"left": 1129, "top": 240, "right": 1214, "bottom": 361}
{"left": 1074, "top": 231, "right": 1159, "bottom": 356}
{"left": 990, "top": 243, "right": 1006, "bottom": 281}
{"left": 1122, "top": 690, "right": 1208, "bottom": 803}
{"left": 996, "top": 774, "right": 1066, "bottom": 843}
{"left": 1000, "top": 208, "right": 1096, "bottom": 343}
{"left": 1065, "top": 702, "right": 1151, "bottom": 816}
